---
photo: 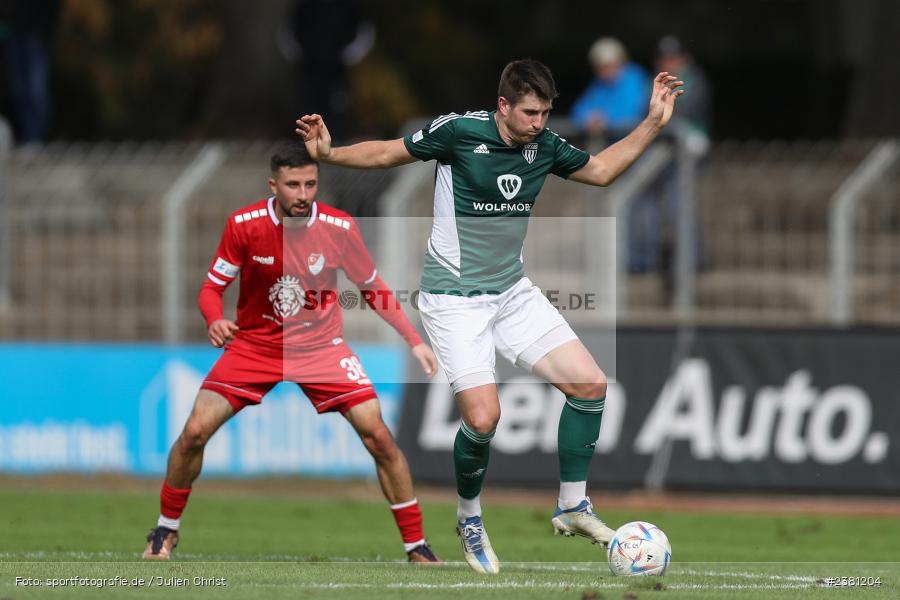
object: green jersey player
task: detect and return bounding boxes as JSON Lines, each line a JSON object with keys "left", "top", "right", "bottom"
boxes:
{"left": 297, "top": 59, "right": 683, "bottom": 574}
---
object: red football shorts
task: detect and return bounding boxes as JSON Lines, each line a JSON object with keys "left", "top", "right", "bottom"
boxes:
{"left": 200, "top": 342, "right": 378, "bottom": 414}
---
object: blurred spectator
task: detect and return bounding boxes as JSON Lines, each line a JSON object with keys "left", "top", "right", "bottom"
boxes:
{"left": 0, "top": 1, "right": 9, "bottom": 121}
{"left": 279, "top": 0, "right": 374, "bottom": 143}
{"left": 648, "top": 35, "right": 712, "bottom": 300}
{"left": 570, "top": 37, "right": 649, "bottom": 147}
{"left": 1, "top": 0, "right": 58, "bottom": 142}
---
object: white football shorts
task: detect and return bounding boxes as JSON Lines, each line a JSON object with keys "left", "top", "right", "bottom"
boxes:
{"left": 418, "top": 276, "right": 577, "bottom": 393}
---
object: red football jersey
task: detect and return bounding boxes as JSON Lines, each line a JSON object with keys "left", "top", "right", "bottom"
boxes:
{"left": 201, "top": 198, "right": 377, "bottom": 355}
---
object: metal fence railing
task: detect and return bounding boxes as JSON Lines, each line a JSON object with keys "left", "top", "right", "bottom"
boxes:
{"left": 695, "top": 139, "right": 899, "bottom": 325}
{"left": 0, "top": 117, "right": 12, "bottom": 310}
{"left": 0, "top": 141, "right": 397, "bottom": 342}
{"left": 845, "top": 154, "right": 900, "bottom": 324}
{"left": 1, "top": 137, "right": 898, "bottom": 342}
{"left": 830, "top": 141, "right": 900, "bottom": 324}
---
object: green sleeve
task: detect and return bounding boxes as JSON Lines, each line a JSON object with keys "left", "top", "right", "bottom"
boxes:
{"left": 549, "top": 130, "right": 590, "bottom": 178}
{"left": 402, "top": 114, "right": 459, "bottom": 162}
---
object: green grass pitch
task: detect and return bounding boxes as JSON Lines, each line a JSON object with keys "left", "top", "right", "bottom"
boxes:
{"left": 0, "top": 484, "right": 897, "bottom": 599}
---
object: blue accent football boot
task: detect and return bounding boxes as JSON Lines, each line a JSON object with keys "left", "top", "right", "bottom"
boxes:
{"left": 457, "top": 516, "right": 499, "bottom": 574}
{"left": 551, "top": 497, "right": 615, "bottom": 546}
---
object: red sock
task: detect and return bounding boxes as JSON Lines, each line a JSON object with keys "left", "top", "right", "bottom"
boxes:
{"left": 390, "top": 498, "right": 425, "bottom": 546}
{"left": 160, "top": 482, "right": 192, "bottom": 520}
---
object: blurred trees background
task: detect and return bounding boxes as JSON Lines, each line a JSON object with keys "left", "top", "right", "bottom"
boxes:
{"left": 53, "top": 0, "right": 223, "bottom": 139}
{"left": 3, "top": 0, "right": 896, "bottom": 141}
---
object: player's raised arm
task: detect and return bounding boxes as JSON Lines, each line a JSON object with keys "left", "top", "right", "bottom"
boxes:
{"left": 295, "top": 114, "right": 416, "bottom": 169}
{"left": 569, "top": 72, "right": 684, "bottom": 187}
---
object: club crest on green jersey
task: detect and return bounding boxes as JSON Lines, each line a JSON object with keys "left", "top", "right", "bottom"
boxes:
{"left": 522, "top": 142, "right": 538, "bottom": 164}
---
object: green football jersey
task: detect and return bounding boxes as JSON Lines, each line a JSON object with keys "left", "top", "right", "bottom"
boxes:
{"left": 403, "top": 110, "right": 590, "bottom": 296}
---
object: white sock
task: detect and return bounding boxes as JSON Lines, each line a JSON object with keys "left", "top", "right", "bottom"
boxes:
{"left": 157, "top": 515, "right": 180, "bottom": 530}
{"left": 404, "top": 538, "right": 427, "bottom": 552}
{"left": 558, "top": 481, "right": 587, "bottom": 510}
{"left": 457, "top": 495, "right": 482, "bottom": 521}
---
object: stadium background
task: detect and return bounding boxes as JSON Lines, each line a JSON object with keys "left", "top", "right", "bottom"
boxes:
{"left": 1, "top": 0, "right": 899, "bottom": 595}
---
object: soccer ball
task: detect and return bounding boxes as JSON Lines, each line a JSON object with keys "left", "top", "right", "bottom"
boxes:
{"left": 607, "top": 521, "right": 671, "bottom": 576}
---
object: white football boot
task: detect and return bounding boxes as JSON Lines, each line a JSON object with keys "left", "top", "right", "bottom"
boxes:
{"left": 551, "top": 497, "right": 616, "bottom": 546}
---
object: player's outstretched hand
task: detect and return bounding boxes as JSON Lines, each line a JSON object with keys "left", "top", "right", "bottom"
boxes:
{"left": 208, "top": 319, "right": 239, "bottom": 348}
{"left": 411, "top": 343, "right": 438, "bottom": 378}
{"left": 648, "top": 72, "right": 684, "bottom": 129}
{"left": 295, "top": 114, "right": 332, "bottom": 160}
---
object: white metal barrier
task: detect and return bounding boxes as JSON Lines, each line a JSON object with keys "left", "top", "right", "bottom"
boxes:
{"left": 828, "top": 140, "right": 900, "bottom": 325}
{"left": 161, "top": 143, "right": 227, "bottom": 343}
{"left": 607, "top": 144, "right": 673, "bottom": 318}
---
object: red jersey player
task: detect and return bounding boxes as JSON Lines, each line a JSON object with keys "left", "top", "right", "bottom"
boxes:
{"left": 142, "top": 143, "right": 441, "bottom": 563}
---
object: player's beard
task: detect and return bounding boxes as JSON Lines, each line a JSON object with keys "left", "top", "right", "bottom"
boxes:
{"left": 287, "top": 200, "right": 311, "bottom": 218}
{"left": 278, "top": 197, "right": 311, "bottom": 226}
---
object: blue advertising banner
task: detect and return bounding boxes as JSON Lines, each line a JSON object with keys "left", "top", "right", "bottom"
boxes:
{"left": 0, "top": 344, "right": 404, "bottom": 476}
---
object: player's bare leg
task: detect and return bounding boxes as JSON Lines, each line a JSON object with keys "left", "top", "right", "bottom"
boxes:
{"left": 166, "top": 390, "right": 235, "bottom": 488}
{"left": 532, "top": 339, "right": 615, "bottom": 545}
{"left": 142, "top": 390, "right": 234, "bottom": 559}
{"left": 453, "top": 383, "right": 501, "bottom": 574}
{"left": 344, "top": 398, "right": 414, "bottom": 502}
{"left": 343, "top": 398, "right": 440, "bottom": 563}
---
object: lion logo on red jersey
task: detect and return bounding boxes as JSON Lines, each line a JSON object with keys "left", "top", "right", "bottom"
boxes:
{"left": 269, "top": 275, "right": 304, "bottom": 319}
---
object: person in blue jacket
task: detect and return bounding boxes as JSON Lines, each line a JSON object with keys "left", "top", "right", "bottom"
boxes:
{"left": 571, "top": 37, "right": 650, "bottom": 144}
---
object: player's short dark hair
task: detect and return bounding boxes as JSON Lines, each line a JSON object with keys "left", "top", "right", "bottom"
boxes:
{"left": 270, "top": 142, "right": 318, "bottom": 173}
{"left": 497, "top": 59, "right": 559, "bottom": 105}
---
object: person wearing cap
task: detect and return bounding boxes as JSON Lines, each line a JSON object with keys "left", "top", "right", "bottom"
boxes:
{"left": 655, "top": 35, "right": 711, "bottom": 144}
{"left": 637, "top": 35, "right": 711, "bottom": 295}
{"left": 570, "top": 37, "right": 650, "bottom": 143}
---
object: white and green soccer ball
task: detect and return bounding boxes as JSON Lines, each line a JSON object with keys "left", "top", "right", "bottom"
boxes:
{"left": 607, "top": 521, "right": 672, "bottom": 576}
